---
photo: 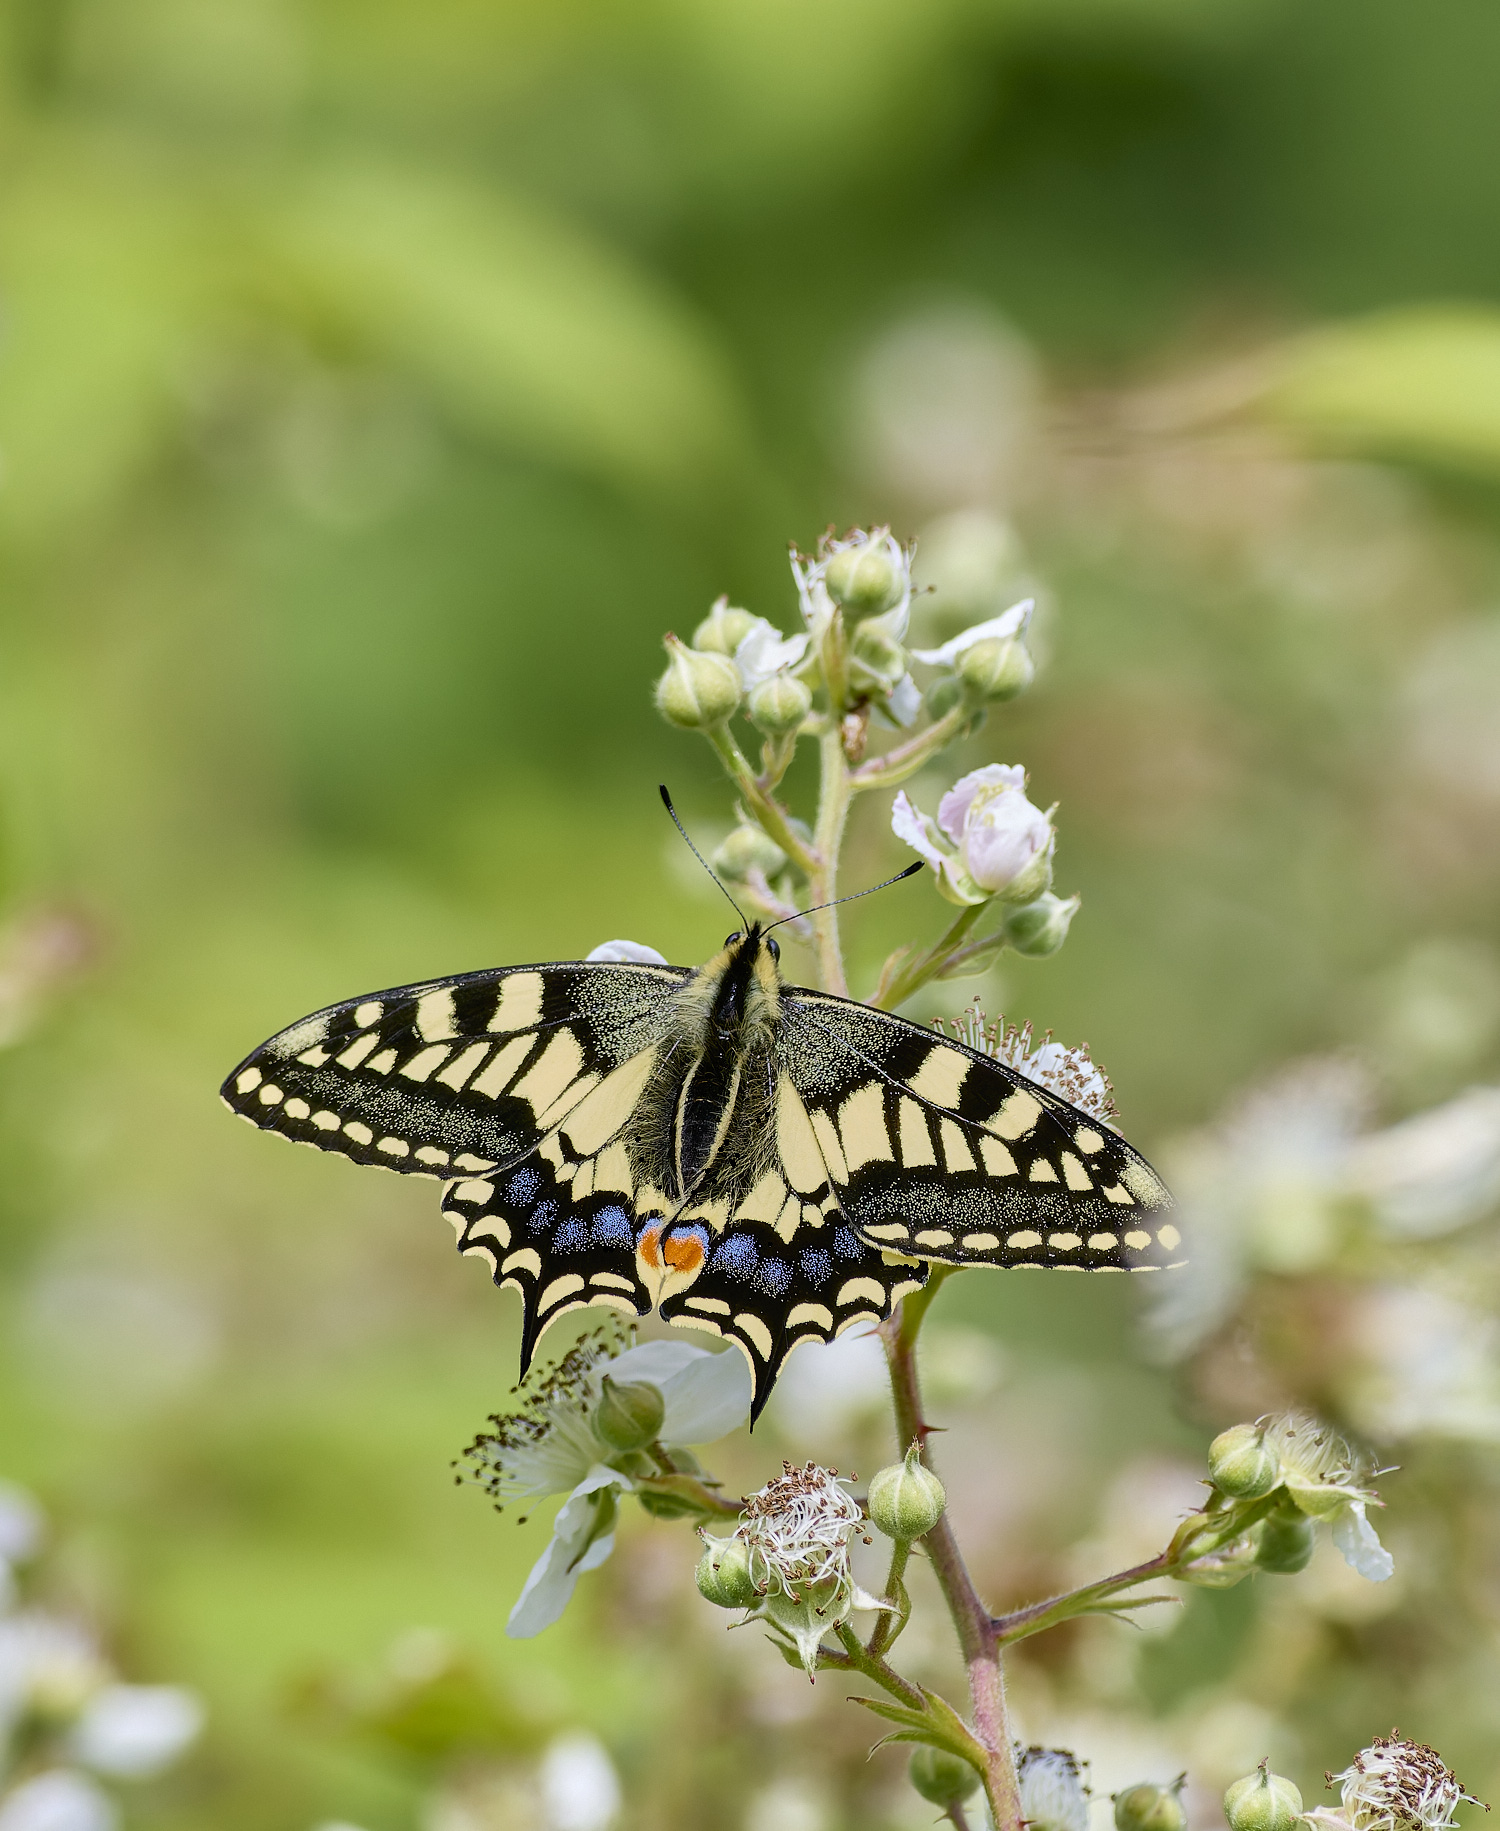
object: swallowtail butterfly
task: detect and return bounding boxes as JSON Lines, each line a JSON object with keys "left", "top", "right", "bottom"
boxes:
{"left": 222, "top": 925, "right": 1179, "bottom": 1416}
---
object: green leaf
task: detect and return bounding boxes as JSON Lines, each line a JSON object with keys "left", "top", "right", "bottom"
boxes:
{"left": 265, "top": 157, "right": 749, "bottom": 496}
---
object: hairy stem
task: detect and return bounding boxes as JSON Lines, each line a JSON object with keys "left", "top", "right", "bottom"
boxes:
{"left": 706, "top": 726, "right": 820, "bottom": 879}
{"left": 880, "top": 1269, "right": 1023, "bottom": 1831}
{"left": 810, "top": 725, "right": 853, "bottom": 995}
{"left": 850, "top": 702, "right": 970, "bottom": 792}
{"left": 834, "top": 1622, "right": 926, "bottom": 1711}
{"left": 866, "top": 1538, "right": 911, "bottom": 1657}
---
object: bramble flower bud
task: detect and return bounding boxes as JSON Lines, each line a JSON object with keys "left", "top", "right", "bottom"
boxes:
{"left": 1255, "top": 1502, "right": 1316, "bottom": 1573}
{"left": 850, "top": 621, "right": 908, "bottom": 688}
{"left": 594, "top": 1376, "right": 665, "bottom": 1453}
{"left": 909, "top": 1746, "right": 980, "bottom": 1808}
{"left": 1208, "top": 1423, "right": 1281, "bottom": 1500}
{"left": 866, "top": 1442, "right": 946, "bottom": 1542}
{"left": 747, "top": 671, "right": 812, "bottom": 736}
{"left": 1115, "top": 1780, "right": 1188, "bottom": 1831}
{"left": 712, "top": 824, "right": 787, "bottom": 882}
{"left": 693, "top": 596, "right": 760, "bottom": 655}
{"left": 1224, "top": 1763, "right": 1304, "bottom": 1831}
{"left": 1002, "top": 892, "right": 1080, "bottom": 958}
{"left": 958, "top": 636, "right": 1034, "bottom": 703}
{"left": 822, "top": 529, "right": 910, "bottom": 621}
{"left": 655, "top": 635, "right": 741, "bottom": 729}
{"left": 695, "top": 1535, "right": 759, "bottom": 1609}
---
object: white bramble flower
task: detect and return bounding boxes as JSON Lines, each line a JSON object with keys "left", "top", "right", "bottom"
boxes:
{"left": 893, "top": 765, "right": 1054, "bottom": 906}
{"left": 939, "top": 1003, "right": 1118, "bottom": 1130}
{"left": 792, "top": 527, "right": 913, "bottom": 641}
{"left": 585, "top": 939, "right": 669, "bottom": 965}
{"left": 1266, "top": 1411, "right": 1394, "bottom": 1582}
{"left": 461, "top": 1329, "right": 751, "bottom": 1639}
{"left": 1304, "top": 1733, "right": 1487, "bottom": 1831}
{"left": 1015, "top": 1746, "right": 1092, "bottom": 1831}
{"left": 718, "top": 1462, "right": 892, "bottom": 1674}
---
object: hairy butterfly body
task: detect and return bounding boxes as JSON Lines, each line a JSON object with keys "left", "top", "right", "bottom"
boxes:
{"left": 222, "top": 926, "right": 1178, "bottom": 1415}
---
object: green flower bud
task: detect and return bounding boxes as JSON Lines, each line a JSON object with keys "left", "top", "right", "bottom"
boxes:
{"left": 695, "top": 1535, "right": 759, "bottom": 1609}
{"left": 693, "top": 596, "right": 759, "bottom": 655}
{"left": 925, "top": 673, "right": 964, "bottom": 721}
{"left": 655, "top": 635, "right": 742, "bottom": 729}
{"left": 1115, "top": 1782, "right": 1187, "bottom": 1831}
{"left": 712, "top": 824, "right": 787, "bottom": 882}
{"left": 1208, "top": 1424, "right": 1281, "bottom": 1501}
{"left": 1255, "top": 1503, "right": 1316, "bottom": 1574}
{"left": 958, "top": 636, "right": 1034, "bottom": 703}
{"left": 909, "top": 1745, "right": 981, "bottom": 1808}
{"left": 850, "top": 622, "right": 908, "bottom": 686}
{"left": 867, "top": 1442, "right": 946, "bottom": 1542}
{"left": 747, "top": 671, "right": 812, "bottom": 736}
{"left": 1224, "top": 1765, "right": 1303, "bottom": 1831}
{"left": 595, "top": 1376, "right": 665, "bottom": 1453}
{"left": 1001, "top": 892, "right": 1079, "bottom": 958}
{"left": 823, "top": 537, "right": 907, "bottom": 620}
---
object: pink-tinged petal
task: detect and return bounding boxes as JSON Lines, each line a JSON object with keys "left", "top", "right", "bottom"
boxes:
{"left": 936, "top": 764, "right": 1026, "bottom": 842}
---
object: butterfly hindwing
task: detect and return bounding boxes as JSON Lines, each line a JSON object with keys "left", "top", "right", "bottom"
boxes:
{"left": 655, "top": 1075, "right": 927, "bottom": 1411}
{"left": 219, "top": 961, "right": 688, "bottom": 1179}
{"left": 780, "top": 990, "right": 1181, "bottom": 1273}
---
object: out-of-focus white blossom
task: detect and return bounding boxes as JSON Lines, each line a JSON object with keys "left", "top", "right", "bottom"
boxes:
{"left": 1342, "top": 1286, "right": 1500, "bottom": 1444}
{"left": 539, "top": 1731, "right": 620, "bottom": 1831}
{"left": 584, "top": 940, "right": 668, "bottom": 966}
{"left": 1145, "top": 1059, "right": 1370, "bottom": 1359}
{"left": 0, "top": 1771, "right": 117, "bottom": 1831}
{"left": 0, "top": 1614, "right": 108, "bottom": 1738}
{"left": 461, "top": 1333, "right": 750, "bottom": 1638}
{"left": 67, "top": 1685, "right": 203, "bottom": 1779}
{"left": 0, "top": 1489, "right": 43, "bottom": 1568}
{"left": 1348, "top": 1085, "right": 1500, "bottom": 1238}
{"left": 1015, "top": 1746, "right": 1092, "bottom": 1831}
{"left": 893, "top": 765, "right": 1054, "bottom": 905}
{"left": 910, "top": 597, "right": 1033, "bottom": 666}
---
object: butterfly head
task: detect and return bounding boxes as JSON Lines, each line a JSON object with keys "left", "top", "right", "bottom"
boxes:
{"left": 697, "top": 923, "right": 783, "bottom": 1042}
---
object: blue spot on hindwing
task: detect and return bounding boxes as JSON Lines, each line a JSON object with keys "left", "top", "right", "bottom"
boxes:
{"left": 798, "top": 1247, "right": 832, "bottom": 1286}
{"left": 555, "top": 1216, "right": 589, "bottom": 1251}
{"left": 711, "top": 1234, "right": 758, "bottom": 1279}
{"left": 528, "top": 1198, "right": 558, "bottom": 1236}
{"left": 593, "top": 1204, "right": 632, "bottom": 1248}
{"left": 506, "top": 1167, "right": 542, "bottom": 1204}
{"left": 757, "top": 1256, "right": 791, "bottom": 1296}
{"left": 833, "top": 1226, "right": 863, "bottom": 1260}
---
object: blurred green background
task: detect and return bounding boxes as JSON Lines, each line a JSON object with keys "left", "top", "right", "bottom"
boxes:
{"left": 3, "top": 1, "right": 1500, "bottom": 1827}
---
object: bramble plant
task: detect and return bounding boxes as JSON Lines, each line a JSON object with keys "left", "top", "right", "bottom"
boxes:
{"left": 455, "top": 526, "right": 1488, "bottom": 1831}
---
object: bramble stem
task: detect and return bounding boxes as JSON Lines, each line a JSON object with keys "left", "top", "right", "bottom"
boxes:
{"left": 850, "top": 702, "right": 969, "bottom": 792}
{"left": 834, "top": 1622, "right": 926, "bottom": 1710}
{"left": 706, "top": 726, "right": 820, "bottom": 879}
{"left": 810, "top": 725, "right": 853, "bottom": 995}
{"left": 880, "top": 1269, "right": 1024, "bottom": 1831}
{"left": 872, "top": 901, "right": 988, "bottom": 1009}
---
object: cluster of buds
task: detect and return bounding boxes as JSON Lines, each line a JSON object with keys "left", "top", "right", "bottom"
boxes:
{"left": 1185, "top": 1411, "right": 1395, "bottom": 1584}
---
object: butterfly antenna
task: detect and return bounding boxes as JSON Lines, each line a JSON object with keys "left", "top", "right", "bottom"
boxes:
{"left": 764, "top": 861, "right": 922, "bottom": 934}
{"left": 658, "top": 785, "right": 749, "bottom": 928}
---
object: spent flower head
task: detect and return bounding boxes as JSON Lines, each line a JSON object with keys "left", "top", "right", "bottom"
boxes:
{"left": 1016, "top": 1746, "right": 1092, "bottom": 1831}
{"left": 938, "top": 1003, "right": 1118, "bottom": 1130}
{"left": 1310, "top": 1734, "right": 1487, "bottom": 1831}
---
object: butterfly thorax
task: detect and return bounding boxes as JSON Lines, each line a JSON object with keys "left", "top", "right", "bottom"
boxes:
{"left": 642, "top": 928, "right": 782, "bottom": 1204}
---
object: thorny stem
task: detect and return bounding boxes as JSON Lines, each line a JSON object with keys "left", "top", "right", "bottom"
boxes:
{"left": 880, "top": 1268, "right": 1024, "bottom": 1831}
{"left": 810, "top": 725, "right": 853, "bottom": 996}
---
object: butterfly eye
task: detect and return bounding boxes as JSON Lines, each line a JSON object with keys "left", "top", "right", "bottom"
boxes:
{"left": 724, "top": 931, "right": 743, "bottom": 947}
{"left": 766, "top": 936, "right": 781, "bottom": 962}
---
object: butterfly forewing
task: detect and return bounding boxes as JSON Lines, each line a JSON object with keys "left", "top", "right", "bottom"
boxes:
{"left": 780, "top": 990, "right": 1181, "bottom": 1273}
{"left": 220, "top": 961, "right": 687, "bottom": 1178}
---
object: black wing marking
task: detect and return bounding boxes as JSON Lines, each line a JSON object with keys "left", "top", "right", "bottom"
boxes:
{"left": 219, "top": 961, "right": 688, "bottom": 1179}
{"left": 779, "top": 989, "right": 1180, "bottom": 1274}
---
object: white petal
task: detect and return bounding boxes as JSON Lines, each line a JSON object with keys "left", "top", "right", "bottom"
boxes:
{"left": 585, "top": 940, "right": 669, "bottom": 965}
{"left": 885, "top": 673, "right": 922, "bottom": 728}
{"left": 0, "top": 1483, "right": 44, "bottom": 1564}
{"left": 1332, "top": 1501, "right": 1394, "bottom": 1582}
{"left": 505, "top": 1470, "right": 627, "bottom": 1640}
{"left": 0, "top": 1771, "right": 118, "bottom": 1831}
{"left": 890, "top": 793, "right": 950, "bottom": 872}
{"left": 539, "top": 1731, "right": 622, "bottom": 1831}
{"left": 69, "top": 1686, "right": 203, "bottom": 1778}
{"left": 610, "top": 1340, "right": 751, "bottom": 1442}
{"left": 911, "top": 599, "right": 1034, "bottom": 665}
{"left": 735, "top": 621, "right": 810, "bottom": 690}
